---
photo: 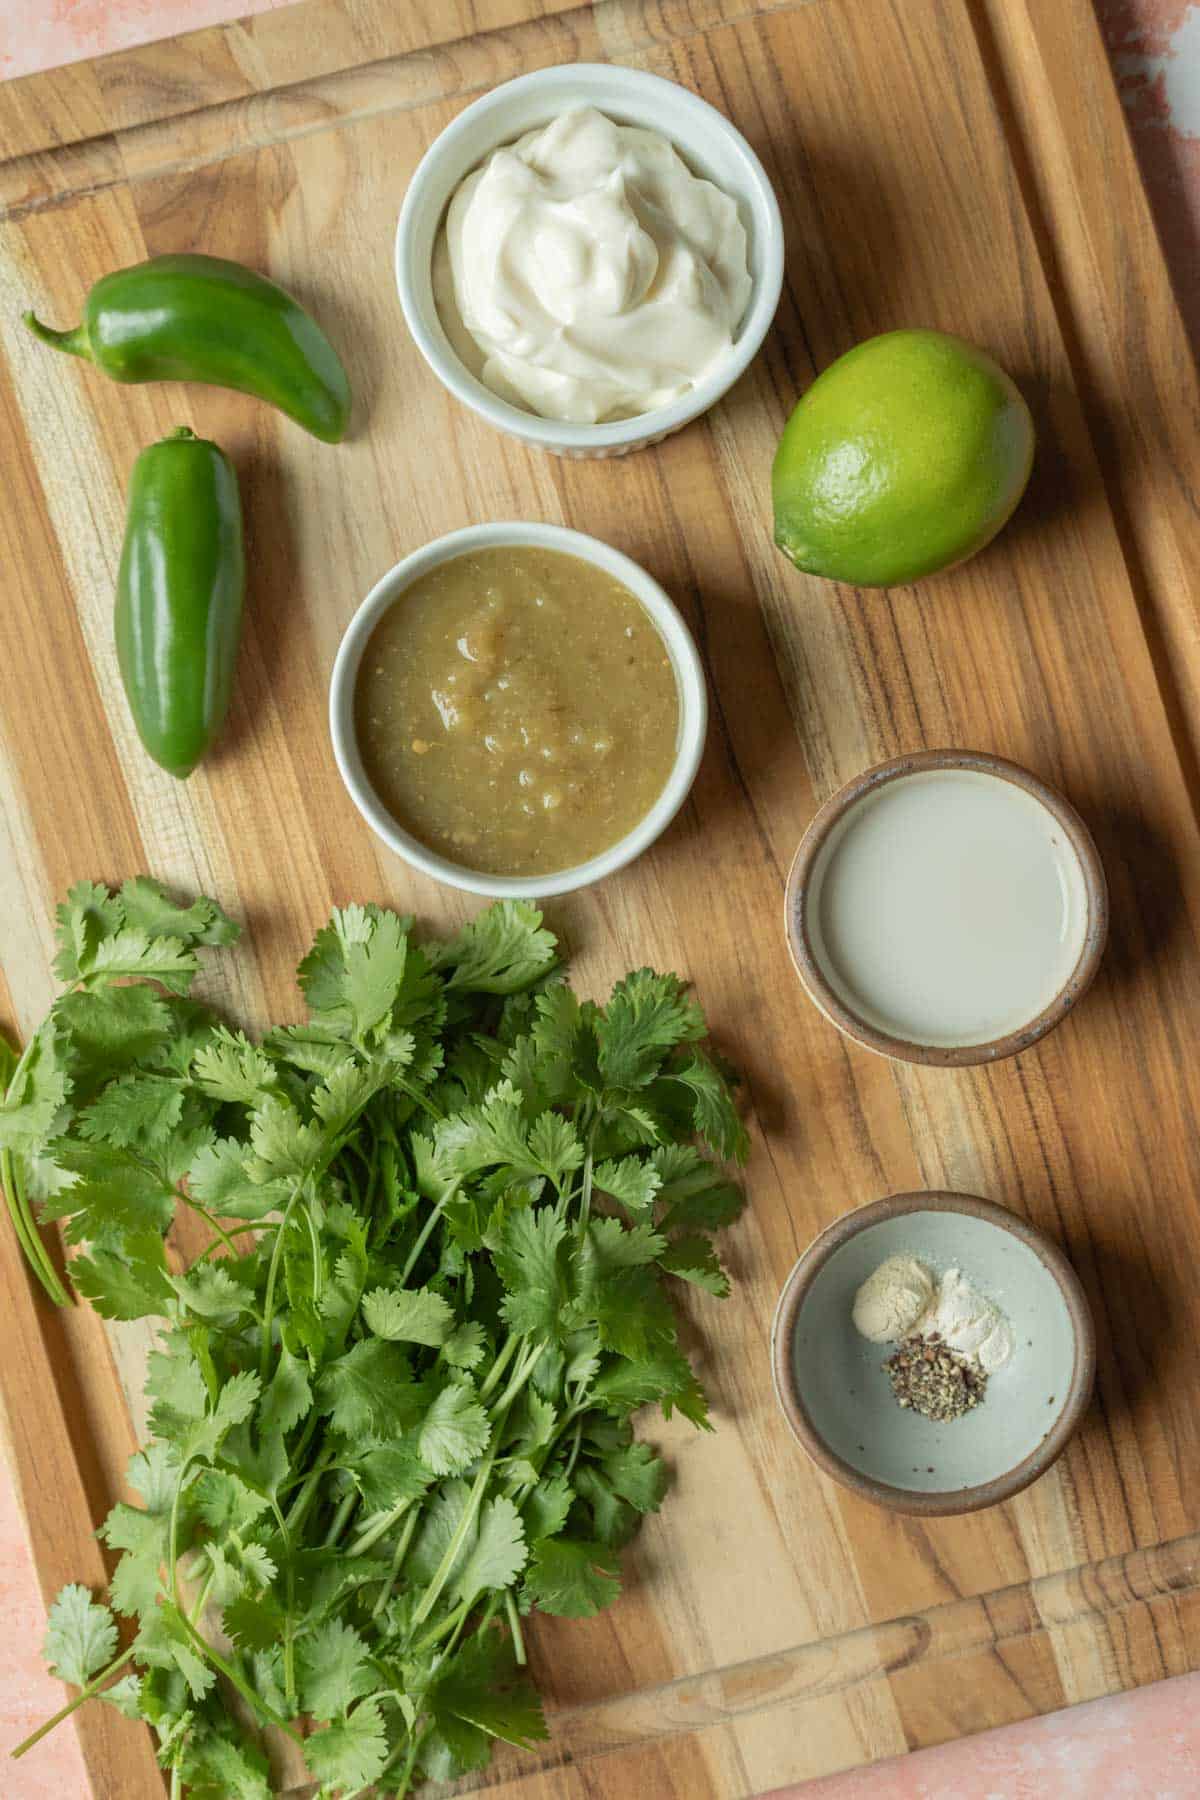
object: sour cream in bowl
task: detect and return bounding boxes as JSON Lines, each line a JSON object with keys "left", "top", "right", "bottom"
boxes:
{"left": 397, "top": 65, "right": 784, "bottom": 458}
{"left": 435, "top": 106, "right": 753, "bottom": 426}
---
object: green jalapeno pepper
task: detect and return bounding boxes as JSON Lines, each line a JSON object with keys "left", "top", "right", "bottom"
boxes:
{"left": 116, "top": 427, "right": 245, "bottom": 780}
{"left": 24, "top": 253, "right": 351, "bottom": 443}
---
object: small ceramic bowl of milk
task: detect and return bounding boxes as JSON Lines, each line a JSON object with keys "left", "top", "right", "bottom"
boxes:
{"left": 785, "top": 749, "right": 1108, "bottom": 1065}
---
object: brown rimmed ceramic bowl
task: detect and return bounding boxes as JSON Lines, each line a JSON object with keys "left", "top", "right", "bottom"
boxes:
{"left": 784, "top": 749, "right": 1108, "bottom": 1067}
{"left": 771, "top": 1191, "right": 1096, "bottom": 1516}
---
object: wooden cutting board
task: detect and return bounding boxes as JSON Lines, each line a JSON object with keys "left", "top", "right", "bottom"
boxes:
{"left": 3, "top": 0, "right": 1200, "bottom": 1795}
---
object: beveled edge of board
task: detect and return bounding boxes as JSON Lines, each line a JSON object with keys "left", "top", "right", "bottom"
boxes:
{"left": 0, "top": 0, "right": 802, "bottom": 202}
{"left": 0, "top": 0, "right": 584, "bottom": 164}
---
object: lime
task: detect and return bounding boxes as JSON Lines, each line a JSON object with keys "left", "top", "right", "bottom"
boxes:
{"left": 772, "top": 329, "right": 1034, "bottom": 587}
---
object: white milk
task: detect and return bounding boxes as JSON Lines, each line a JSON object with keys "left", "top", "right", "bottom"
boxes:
{"left": 806, "top": 769, "right": 1090, "bottom": 1048}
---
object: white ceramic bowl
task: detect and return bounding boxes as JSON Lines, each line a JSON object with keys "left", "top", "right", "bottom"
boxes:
{"left": 329, "top": 522, "right": 707, "bottom": 897}
{"left": 395, "top": 63, "right": 785, "bottom": 458}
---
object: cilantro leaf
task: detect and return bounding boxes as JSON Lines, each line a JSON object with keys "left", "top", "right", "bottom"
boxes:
{"left": 363, "top": 1284, "right": 453, "bottom": 1346}
{"left": 116, "top": 878, "right": 238, "bottom": 949}
{"left": 79, "top": 1074, "right": 184, "bottom": 1150}
{"left": 593, "top": 1155, "right": 662, "bottom": 1214}
{"left": 298, "top": 1618, "right": 375, "bottom": 1720}
{"left": 597, "top": 970, "right": 705, "bottom": 1090}
{"left": 186, "top": 1137, "right": 287, "bottom": 1221}
{"left": 303, "top": 1697, "right": 389, "bottom": 1791}
{"left": 100, "top": 1503, "right": 169, "bottom": 1618}
{"left": 574, "top": 1466, "right": 637, "bottom": 1547}
{"left": 520, "top": 1473, "right": 573, "bottom": 1541}
{"left": 441, "top": 1320, "right": 487, "bottom": 1370}
{"left": 128, "top": 1442, "right": 180, "bottom": 1512}
{"left": 429, "top": 901, "right": 557, "bottom": 993}
{"left": 451, "top": 1495, "right": 527, "bottom": 1605}
{"left": 592, "top": 1346, "right": 712, "bottom": 1430}
{"left": 487, "top": 1206, "right": 567, "bottom": 1339}
{"left": 331, "top": 906, "right": 412, "bottom": 1044}
{"left": 53, "top": 881, "right": 122, "bottom": 983}
{"left": 584, "top": 1217, "right": 667, "bottom": 1271}
{"left": 317, "top": 1339, "right": 422, "bottom": 1438}
{"left": 430, "top": 1628, "right": 547, "bottom": 1750}
{"left": 418, "top": 1379, "right": 491, "bottom": 1475}
{"left": 134, "top": 1602, "right": 214, "bottom": 1702}
{"left": 651, "top": 1143, "right": 745, "bottom": 1232}
{"left": 349, "top": 1440, "right": 432, "bottom": 1513}
{"left": 179, "top": 1727, "right": 271, "bottom": 1800}
{"left": 192, "top": 1029, "right": 278, "bottom": 1107}
{"left": 259, "top": 1343, "right": 312, "bottom": 1438}
{"left": 604, "top": 1441, "right": 670, "bottom": 1512}
{"left": 170, "top": 1263, "right": 256, "bottom": 1321}
{"left": 70, "top": 1231, "right": 174, "bottom": 1320}
{"left": 41, "top": 1142, "right": 176, "bottom": 1244}
{"left": 99, "top": 1673, "right": 143, "bottom": 1720}
{"left": 86, "top": 929, "right": 198, "bottom": 995}
{"left": 659, "top": 1233, "right": 730, "bottom": 1296}
{"left": 524, "top": 1537, "right": 621, "bottom": 1617}
{"left": 244, "top": 1095, "right": 322, "bottom": 1182}
{"left": 0, "top": 1023, "right": 69, "bottom": 1152}
{"left": 668, "top": 1049, "right": 750, "bottom": 1162}
{"left": 55, "top": 985, "right": 170, "bottom": 1088}
{"left": 43, "top": 1585, "right": 118, "bottom": 1686}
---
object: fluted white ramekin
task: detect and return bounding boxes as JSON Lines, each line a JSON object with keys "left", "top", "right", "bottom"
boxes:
{"left": 395, "top": 63, "right": 784, "bottom": 459}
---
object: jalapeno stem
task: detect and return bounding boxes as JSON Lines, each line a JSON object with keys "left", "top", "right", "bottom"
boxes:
{"left": 23, "top": 312, "right": 92, "bottom": 361}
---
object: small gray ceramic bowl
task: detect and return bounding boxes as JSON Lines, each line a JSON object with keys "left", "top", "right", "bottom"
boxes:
{"left": 785, "top": 750, "right": 1109, "bottom": 1068}
{"left": 771, "top": 1192, "right": 1095, "bottom": 1515}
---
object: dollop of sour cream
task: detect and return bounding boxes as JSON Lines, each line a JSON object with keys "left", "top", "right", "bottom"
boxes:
{"left": 434, "top": 106, "right": 752, "bottom": 425}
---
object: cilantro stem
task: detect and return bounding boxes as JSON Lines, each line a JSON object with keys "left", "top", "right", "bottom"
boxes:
{"left": 411, "top": 1593, "right": 471, "bottom": 1655}
{"left": 260, "top": 1488, "right": 298, "bottom": 1704}
{"left": 173, "top": 1608, "right": 304, "bottom": 1744}
{"left": 322, "top": 1487, "right": 359, "bottom": 1547}
{"left": 395, "top": 1076, "right": 443, "bottom": 1123}
{"left": 191, "top": 1223, "right": 259, "bottom": 1266}
{"left": 11, "top": 1644, "right": 136, "bottom": 1757}
{"left": 411, "top": 1442, "right": 498, "bottom": 1628}
{"left": 505, "top": 1588, "right": 527, "bottom": 1665}
{"left": 371, "top": 1507, "right": 418, "bottom": 1618}
{"left": 490, "top": 1339, "right": 544, "bottom": 1417}
{"left": 302, "top": 1197, "right": 324, "bottom": 1308}
{"left": 346, "top": 1494, "right": 414, "bottom": 1560}
{"left": 189, "top": 1569, "right": 215, "bottom": 1626}
{"left": 166, "top": 1461, "right": 197, "bottom": 1604}
{"left": 1, "top": 1145, "right": 71, "bottom": 1306}
{"left": 259, "top": 1183, "right": 306, "bottom": 1383}
{"left": 477, "top": 1329, "right": 520, "bottom": 1403}
{"left": 177, "top": 1195, "right": 240, "bottom": 1261}
{"left": 562, "top": 1417, "right": 584, "bottom": 1482}
{"left": 576, "top": 1138, "right": 596, "bottom": 1240}
{"left": 398, "top": 1180, "right": 460, "bottom": 1285}
{"left": 284, "top": 1444, "right": 334, "bottom": 1534}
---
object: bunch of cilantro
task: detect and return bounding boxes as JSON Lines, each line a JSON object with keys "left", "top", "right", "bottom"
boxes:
{"left": 1, "top": 879, "right": 746, "bottom": 1798}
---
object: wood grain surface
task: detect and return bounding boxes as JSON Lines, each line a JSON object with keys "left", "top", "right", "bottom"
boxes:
{"left": 3, "top": 0, "right": 1200, "bottom": 1794}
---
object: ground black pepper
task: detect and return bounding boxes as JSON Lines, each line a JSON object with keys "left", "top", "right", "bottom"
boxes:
{"left": 883, "top": 1330, "right": 987, "bottom": 1422}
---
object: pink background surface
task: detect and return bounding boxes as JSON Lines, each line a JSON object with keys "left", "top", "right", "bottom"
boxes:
{"left": 2, "top": 1, "right": 1199, "bottom": 1795}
